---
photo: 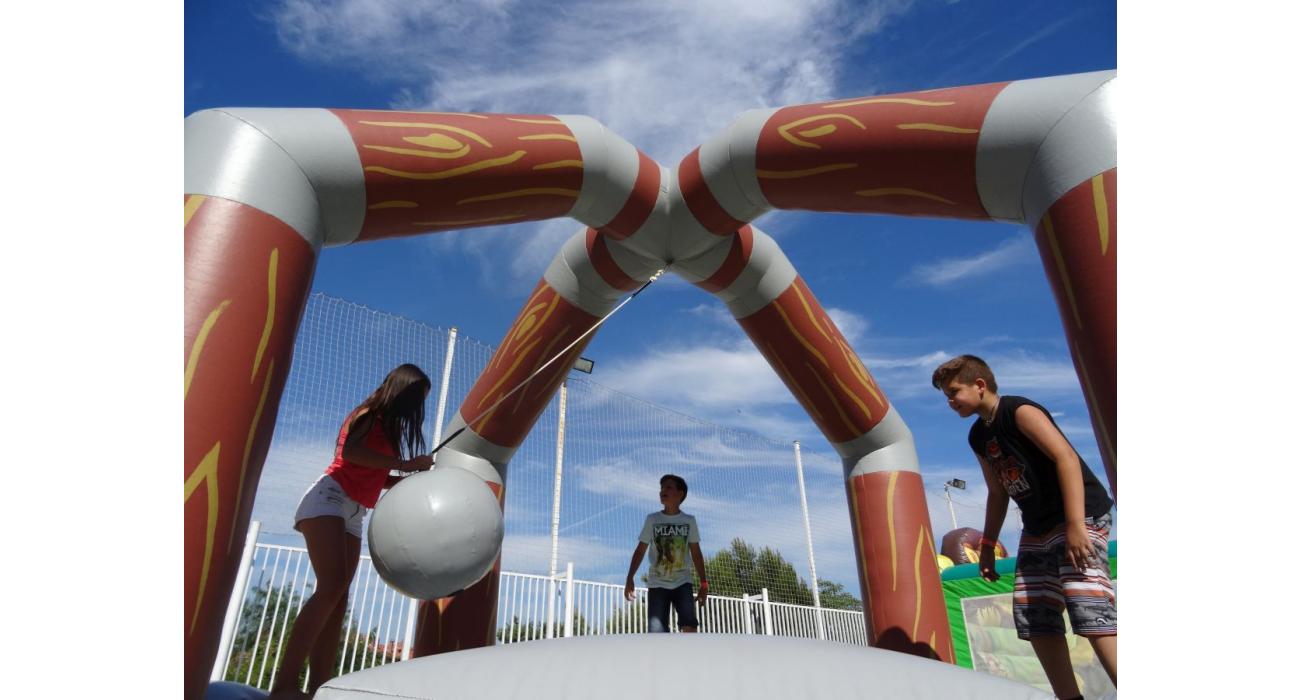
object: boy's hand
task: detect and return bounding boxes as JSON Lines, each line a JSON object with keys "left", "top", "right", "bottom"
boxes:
{"left": 1065, "top": 522, "right": 1095, "bottom": 571}
{"left": 978, "top": 545, "right": 999, "bottom": 582}
{"left": 696, "top": 581, "right": 709, "bottom": 605}
{"left": 624, "top": 578, "right": 635, "bottom": 602}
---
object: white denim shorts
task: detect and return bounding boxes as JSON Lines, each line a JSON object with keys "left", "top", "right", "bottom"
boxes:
{"left": 293, "top": 474, "right": 367, "bottom": 538}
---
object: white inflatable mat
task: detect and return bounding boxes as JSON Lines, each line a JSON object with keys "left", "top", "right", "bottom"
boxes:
{"left": 316, "top": 633, "right": 1052, "bottom": 699}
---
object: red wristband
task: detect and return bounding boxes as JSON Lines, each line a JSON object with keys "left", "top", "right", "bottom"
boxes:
{"left": 978, "top": 537, "right": 997, "bottom": 549}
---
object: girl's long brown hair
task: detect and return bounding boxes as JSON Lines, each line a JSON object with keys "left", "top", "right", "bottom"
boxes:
{"left": 354, "top": 363, "right": 431, "bottom": 459}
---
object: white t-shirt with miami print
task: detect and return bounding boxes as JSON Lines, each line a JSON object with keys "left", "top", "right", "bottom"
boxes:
{"left": 638, "top": 511, "right": 700, "bottom": 589}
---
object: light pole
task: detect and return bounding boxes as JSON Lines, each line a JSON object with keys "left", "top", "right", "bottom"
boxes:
{"left": 943, "top": 478, "right": 966, "bottom": 531}
{"left": 546, "top": 356, "right": 593, "bottom": 639}
{"left": 792, "top": 441, "right": 825, "bottom": 640}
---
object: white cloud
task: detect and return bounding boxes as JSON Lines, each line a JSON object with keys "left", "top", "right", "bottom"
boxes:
{"left": 589, "top": 341, "right": 830, "bottom": 440}
{"left": 278, "top": 0, "right": 907, "bottom": 162}
{"left": 1054, "top": 417, "right": 1098, "bottom": 444}
{"left": 987, "top": 349, "right": 1085, "bottom": 397}
{"left": 501, "top": 533, "right": 629, "bottom": 576}
{"left": 250, "top": 437, "right": 339, "bottom": 536}
{"left": 825, "top": 307, "right": 870, "bottom": 346}
{"left": 716, "top": 409, "right": 820, "bottom": 443}
{"left": 865, "top": 349, "right": 951, "bottom": 371}
{"left": 591, "top": 339, "right": 1069, "bottom": 439}
{"left": 861, "top": 346, "right": 1086, "bottom": 405}
{"left": 267, "top": 0, "right": 919, "bottom": 288}
{"left": 842, "top": 349, "right": 951, "bottom": 400}
{"left": 601, "top": 344, "right": 792, "bottom": 408}
{"left": 903, "top": 233, "right": 1036, "bottom": 287}
{"left": 685, "top": 302, "right": 738, "bottom": 329}
{"left": 430, "top": 219, "right": 585, "bottom": 295}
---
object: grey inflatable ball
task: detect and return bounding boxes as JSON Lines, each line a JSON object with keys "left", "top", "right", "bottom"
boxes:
{"left": 367, "top": 466, "right": 504, "bottom": 600}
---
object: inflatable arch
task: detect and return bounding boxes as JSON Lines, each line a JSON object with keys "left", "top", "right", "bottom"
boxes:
{"left": 184, "top": 70, "right": 1116, "bottom": 699}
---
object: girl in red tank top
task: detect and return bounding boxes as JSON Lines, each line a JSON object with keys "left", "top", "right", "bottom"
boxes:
{"left": 324, "top": 406, "right": 403, "bottom": 509}
{"left": 271, "top": 364, "right": 433, "bottom": 699}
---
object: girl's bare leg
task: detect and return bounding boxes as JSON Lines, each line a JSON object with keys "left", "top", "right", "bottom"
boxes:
{"left": 305, "top": 533, "right": 362, "bottom": 694}
{"left": 268, "top": 517, "right": 351, "bottom": 699}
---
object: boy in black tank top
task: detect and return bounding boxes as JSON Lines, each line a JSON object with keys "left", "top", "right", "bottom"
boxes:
{"left": 933, "top": 355, "right": 1116, "bottom": 700}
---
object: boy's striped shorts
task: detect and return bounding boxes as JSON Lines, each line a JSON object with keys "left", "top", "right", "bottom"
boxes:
{"left": 1012, "top": 513, "right": 1116, "bottom": 639}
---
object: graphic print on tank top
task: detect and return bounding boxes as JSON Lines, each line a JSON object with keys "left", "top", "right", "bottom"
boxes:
{"left": 985, "top": 437, "right": 1032, "bottom": 498}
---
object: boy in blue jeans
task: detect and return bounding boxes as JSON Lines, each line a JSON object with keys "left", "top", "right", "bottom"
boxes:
{"left": 623, "top": 474, "right": 708, "bottom": 632}
{"left": 934, "top": 355, "right": 1116, "bottom": 699}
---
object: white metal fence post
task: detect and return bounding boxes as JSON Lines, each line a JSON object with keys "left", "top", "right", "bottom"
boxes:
{"left": 211, "top": 520, "right": 262, "bottom": 681}
{"left": 218, "top": 543, "right": 867, "bottom": 677}
{"left": 544, "top": 576, "right": 556, "bottom": 640}
{"left": 743, "top": 594, "right": 755, "bottom": 635}
{"left": 401, "top": 326, "right": 459, "bottom": 661}
{"left": 546, "top": 380, "right": 568, "bottom": 639}
{"left": 793, "top": 441, "right": 826, "bottom": 640}
{"left": 761, "top": 588, "right": 774, "bottom": 636}
{"left": 563, "top": 562, "right": 575, "bottom": 637}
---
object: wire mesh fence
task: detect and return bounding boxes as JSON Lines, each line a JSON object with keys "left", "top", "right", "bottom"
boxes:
{"left": 215, "top": 542, "right": 420, "bottom": 691}
{"left": 251, "top": 293, "right": 865, "bottom": 615}
{"left": 213, "top": 539, "right": 868, "bottom": 691}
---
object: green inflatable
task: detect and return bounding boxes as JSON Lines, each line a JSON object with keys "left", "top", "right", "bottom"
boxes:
{"left": 941, "top": 541, "right": 1117, "bottom": 698}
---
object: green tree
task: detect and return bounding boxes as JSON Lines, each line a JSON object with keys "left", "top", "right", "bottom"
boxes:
{"left": 221, "top": 583, "right": 302, "bottom": 686}
{"left": 220, "top": 582, "right": 382, "bottom": 690}
{"left": 703, "top": 537, "right": 811, "bottom": 605}
{"left": 601, "top": 598, "right": 651, "bottom": 634}
{"left": 817, "top": 579, "right": 862, "bottom": 611}
{"left": 496, "top": 613, "right": 589, "bottom": 641}
{"left": 703, "top": 537, "right": 860, "bottom": 610}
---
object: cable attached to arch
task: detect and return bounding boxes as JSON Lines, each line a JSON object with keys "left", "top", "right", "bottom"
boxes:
{"left": 428, "top": 269, "right": 667, "bottom": 458}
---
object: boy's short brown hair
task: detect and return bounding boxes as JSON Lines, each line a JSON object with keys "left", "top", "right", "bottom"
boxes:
{"left": 660, "top": 474, "right": 688, "bottom": 499}
{"left": 931, "top": 355, "right": 998, "bottom": 393}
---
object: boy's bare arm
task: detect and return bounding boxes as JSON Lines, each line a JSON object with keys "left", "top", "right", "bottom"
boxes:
{"left": 626, "top": 542, "right": 648, "bottom": 579}
{"left": 689, "top": 542, "right": 708, "bottom": 603}
{"left": 1015, "top": 405, "right": 1093, "bottom": 569}
{"left": 977, "top": 455, "right": 1009, "bottom": 537}
{"left": 977, "top": 455, "right": 1009, "bottom": 581}
{"left": 624, "top": 542, "right": 648, "bottom": 600}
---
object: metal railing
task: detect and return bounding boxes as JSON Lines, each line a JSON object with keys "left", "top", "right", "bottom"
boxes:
{"left": 212, "top": 529, "right": 867, "bottom": 690}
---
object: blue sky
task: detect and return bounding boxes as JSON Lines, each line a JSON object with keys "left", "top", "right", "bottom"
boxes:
{"left": 10, "top": 2, "right": 1296, "bottom": 696}
{"left": 2, "top": 1, "right": 1289, "bottom": 695}
{"left": 185, "top": 1, "right": 1118, "bottom": 562}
